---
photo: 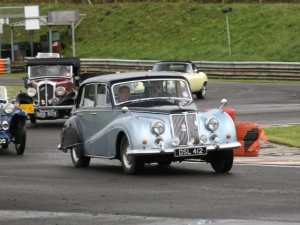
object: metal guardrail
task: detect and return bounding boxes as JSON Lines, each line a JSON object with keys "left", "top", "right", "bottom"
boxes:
{"left": 10, "top": 58, "right": 300, "bottom": 80}
{"left": 80, "top": 59, "right": 300, "bottom": 80}
{"left": 0, "top": 58, "right": 11, "bottom": 74}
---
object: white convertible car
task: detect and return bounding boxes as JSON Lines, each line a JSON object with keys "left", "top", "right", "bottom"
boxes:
{"left": 152, "top": 61, "right": 208, "bottom": 99}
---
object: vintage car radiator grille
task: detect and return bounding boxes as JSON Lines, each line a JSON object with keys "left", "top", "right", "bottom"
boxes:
{"left": 170, "top": 113, "right": 200, "bottom": 146}
{"left": 39, "top": 84, "right": 55, "bottom": 106}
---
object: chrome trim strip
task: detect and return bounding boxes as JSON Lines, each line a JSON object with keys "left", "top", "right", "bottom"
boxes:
{"left": 126, "top": 142, "right": 241, "bottom": 156}
{"left": 34, "top": 106, "right": 74, "bottom": 110}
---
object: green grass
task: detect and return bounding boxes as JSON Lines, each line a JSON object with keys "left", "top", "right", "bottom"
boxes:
{"left": 2, "top": 3, "right": 300, "bottom": 62}
{"left": 262, "top": 126, "right": 300, "bottom": 148}
{"left": 5, "top": 86, "right": 26, "bottom": 99}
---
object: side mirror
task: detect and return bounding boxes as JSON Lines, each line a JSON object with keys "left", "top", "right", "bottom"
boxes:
{"left": 220, "top": 99, "right": 227, "bottom": 111}
{"left": 122, "top": 106, "right": 129, "bottom": 114}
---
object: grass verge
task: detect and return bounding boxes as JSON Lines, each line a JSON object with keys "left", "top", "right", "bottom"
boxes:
{"left": 262, "top": 126, "right": 300, "bottom": 148}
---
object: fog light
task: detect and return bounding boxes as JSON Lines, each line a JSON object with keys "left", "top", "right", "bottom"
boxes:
{"left": 52, "top": 97, "right": 59, "bottom": 105}
{"left": 33, "top": 100, "right": 39, "bottom": 106}
{"left": 154, "top": 136, "right": 163, "bottom": 146}
{"left": 172, "top": 136, "right": 180, "bottom": 147}
{"left": 199, "top": 135, "right": 208, "bottom": 144}
{"left": 209, "top": 133, "right": 219, "bottom": 142}
{"left": 2, "top": 121, "right": 9, "bottom": 130}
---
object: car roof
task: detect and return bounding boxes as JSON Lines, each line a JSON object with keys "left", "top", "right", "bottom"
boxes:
{"left": 81, "top": 71, "right": 189, "bottom": 86}
{"left": 26, "top": 57, "right": 81, "bottom": 67}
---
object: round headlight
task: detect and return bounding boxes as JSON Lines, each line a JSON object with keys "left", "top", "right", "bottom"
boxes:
{"left": 172, "top": 136, "right": 180, "bottom": 147}
{"left": 207, "top": 118, "right": 219, "bottom": 131}
{"left": 27, "top": 87, "right": 36, "bottom": 97}
{"left": 209, "top": 133, "right": 219, "bottom": 143}
{"left": 151, "top": 121, "right": 165, "bottom": 135}
{"left": 56, "top": 86, "right": 66, "bottom": 96}
{"left": 3, "top": 103, "right": 14, "bottom": 114}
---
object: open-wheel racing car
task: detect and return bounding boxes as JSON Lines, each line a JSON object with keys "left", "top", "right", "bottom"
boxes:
{"left": 0, "top": 86, "right": 27, "bottom": 155}
{"left": 58, "top": 72, "right": 241, "bottom": 175}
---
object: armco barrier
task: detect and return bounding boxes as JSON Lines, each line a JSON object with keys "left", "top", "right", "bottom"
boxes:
{"left": 15, "top": 59, "right": 300, "bottom": 80}
{"left": 79, "top": 59, "right": 300, "bottom": 80}
{"left": 0, "top": 58, "right": 11, "bottom": 74}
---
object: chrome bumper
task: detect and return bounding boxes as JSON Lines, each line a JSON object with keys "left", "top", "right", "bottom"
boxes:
{"left": 127, "top": 141, "right": 241, "bottom": 156}
{"left": 34, "top": 105, "right": 74, "bottom": 110}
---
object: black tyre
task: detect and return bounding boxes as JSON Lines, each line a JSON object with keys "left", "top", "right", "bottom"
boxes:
{"left": 15, "top": 118, "right": 26, "bottom": 155}
{"left": 157, "top": 160, "right": 172, "bottom": 166}
{"left": 210, "top": 149, "right": 234, "bottom": 173}
{"left": 2, "top": 144, "right": 8, "bottom": 149}
{"left": 120, "top": 136, "right": 144, "bottom": 175}
{"left": 30, "top": 115, "right": 36, "bottom": 123}
{"left": 196, "top": 83, "right": 206, "bottom": 99}
{"left": 70, "top": 146, "right": 90, "bottom": 168}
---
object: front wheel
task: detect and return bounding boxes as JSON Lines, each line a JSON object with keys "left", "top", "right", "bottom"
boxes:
{"left": 15, "top": 118, "right": 26, "bottom": 155}
{"left": 210, "top": 149, "right": 234, "bottom": 173}
{"left": 2, "top": 144, "right": 8, "bottom": 149}
{"left": 30, "top": 115, "right": 36, "bottom": 123}
{"left": 196, "top": 83, "right": 206, "bottom": 99}
{"left": 70, "top": 146, "right": 90, "bottom": 168}
{"left": 120, "top": 136, "right": 144, "bottom": 175}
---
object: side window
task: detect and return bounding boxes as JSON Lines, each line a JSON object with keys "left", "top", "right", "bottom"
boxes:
{"left": 96, "top": 84, "right": 111, "bottom": 106}
{"left": 192, "top": 64, "right": 198, "bottom": 73}
{"left": 81, "top": 84, "right": 96, "bottom": 107}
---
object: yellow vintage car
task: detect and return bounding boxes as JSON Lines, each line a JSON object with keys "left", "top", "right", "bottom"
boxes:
{"left": 152, "top": 61, "right": 208, "bottom": 99}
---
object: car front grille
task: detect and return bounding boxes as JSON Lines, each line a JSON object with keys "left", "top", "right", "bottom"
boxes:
{"left": 38, "top": 83, "right": 55, "bottom": 106}
{"left": 170, "top": 113, "right": 200, "bottom": 146}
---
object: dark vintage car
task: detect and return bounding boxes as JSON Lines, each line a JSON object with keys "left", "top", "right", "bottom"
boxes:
{"left": 58, "top": 72, "right": 241, "bottom": 175}
{"left": 0, "top": 86, "right": 27, "bottom": 155}
{"left": 16, "top": 57, "right": 81, "bottom": 123}
{"left": 152, "top": 61, "right": 208, "bottom": 99}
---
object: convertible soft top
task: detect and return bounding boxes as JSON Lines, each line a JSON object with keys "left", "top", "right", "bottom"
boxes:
{"left": 26, "top": 57, "right": 81, "bottom": 67}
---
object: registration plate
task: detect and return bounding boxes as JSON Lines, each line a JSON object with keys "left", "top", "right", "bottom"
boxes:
{"left": 37, "top": 109, "right": 58, "bottom": 118}
{"left": 174, "top": 147, "right": 207, "bottom": 157}
{"left": 20, "top": 104, "right": 34, "bottom": 114}
{"left": 0, "top": 138, "right": 8, "bottom": 145}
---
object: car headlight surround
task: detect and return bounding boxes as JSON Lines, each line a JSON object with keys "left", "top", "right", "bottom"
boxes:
{"left": 209, "top": 132, "right": 220, "bottom": 143}
{"left": 3, "top": 103, "right": 14, "bottom": 114}
{"left": 172, "top": 136, "right": 180, "bottom": 147}
{"left": 199, "top": 135, "right": 208, "bottom": 144}
{"left": 206, "top": 117, "right": 219, "bottom": 131}
{"left": 27, "top": 87, "right": 36, "bottom": 97}
{"left": 56, "top": 86, "right": 66, "bottom": 96}
{"left": 2, "top": 121, "right": 9, "bottom": 130}
{"left": 151, "top": 121, "right": 165, "bottom": 135}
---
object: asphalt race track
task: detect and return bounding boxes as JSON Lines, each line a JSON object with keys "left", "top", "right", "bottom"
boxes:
{"left": 0, "top": 78, "right": 300, "bottom": 225}
{"left": 3, "top": 77, "right": 300, "bottom": 126}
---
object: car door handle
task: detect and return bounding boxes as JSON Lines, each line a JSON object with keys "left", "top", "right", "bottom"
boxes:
{"left": 91, "top": 112, "right": 97, "bottom": 115}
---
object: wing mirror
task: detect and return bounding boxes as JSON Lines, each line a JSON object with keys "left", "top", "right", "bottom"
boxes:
{"left": 220, "top": 99, "right": 227, "bottom": 111}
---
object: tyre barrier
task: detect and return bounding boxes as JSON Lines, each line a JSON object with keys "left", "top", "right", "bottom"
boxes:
{"left": 204, "top": 108, "right": 268, "bottom": 156}
{"left": 0, "top": 58, "right": 11, "bottom": 74}
{"left": 234, "top": 122, "right": 268, "bottom": 156}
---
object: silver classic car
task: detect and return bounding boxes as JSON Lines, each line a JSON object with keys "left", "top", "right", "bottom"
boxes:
{"left": 58, "top": 72, "right": 241, "bottom": 175}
